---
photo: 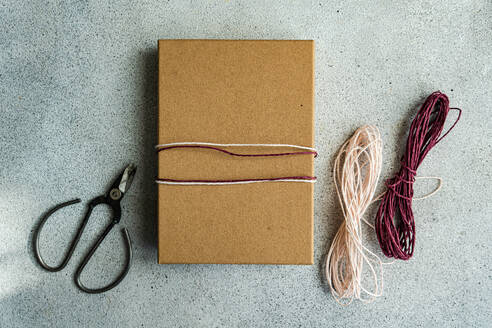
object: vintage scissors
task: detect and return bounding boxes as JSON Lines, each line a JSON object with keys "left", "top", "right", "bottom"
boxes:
{"left": 33, "top": 165, "right": 137, "bottom": 294}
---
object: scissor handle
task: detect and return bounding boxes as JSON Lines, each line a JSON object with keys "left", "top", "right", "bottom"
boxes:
{"left": 33, "top": 197, "right": 111, "bottom": 272}
{"left": 34, "top": 198, "right": 83, "bottom": 272}
{"left": 74, "top": 222, "right": 132, "bottom": 294}
{"left": 34, "top": 196, "right": 132, "bottom": 294}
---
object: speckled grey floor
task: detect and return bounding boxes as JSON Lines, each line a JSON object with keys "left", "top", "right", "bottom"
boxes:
{"left": 1, "top": 1, "right": 491, "bottom": 327}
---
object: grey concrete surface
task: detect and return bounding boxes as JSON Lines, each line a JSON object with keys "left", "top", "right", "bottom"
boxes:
{"left": 1, "top": 0, "right": 491, "bottom": 327}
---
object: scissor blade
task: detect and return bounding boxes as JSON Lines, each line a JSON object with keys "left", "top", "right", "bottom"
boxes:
{"left": 118, "top": 164, "right": 137, "bottom": 194}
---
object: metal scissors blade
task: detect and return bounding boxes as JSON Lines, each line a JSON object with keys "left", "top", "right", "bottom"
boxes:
{"left": 116, "top": 164, "right": 137, "bottom": 196}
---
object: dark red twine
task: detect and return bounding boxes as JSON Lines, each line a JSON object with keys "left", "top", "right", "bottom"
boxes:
{"left": 375, "top": 91, "right": 461, "bottom": 260}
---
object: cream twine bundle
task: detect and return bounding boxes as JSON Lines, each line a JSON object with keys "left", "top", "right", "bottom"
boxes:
{"left": 325, "top": 125, "right": 384, "bottom": 305}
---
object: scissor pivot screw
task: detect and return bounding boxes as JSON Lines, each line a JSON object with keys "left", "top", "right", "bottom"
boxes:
{"left": 110, "top": 189, "right": 122, "bottom": 200}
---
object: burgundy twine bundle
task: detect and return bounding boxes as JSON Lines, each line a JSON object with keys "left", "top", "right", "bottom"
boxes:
{"left": 375, "top": 91, "right": 461, "bottom": 260}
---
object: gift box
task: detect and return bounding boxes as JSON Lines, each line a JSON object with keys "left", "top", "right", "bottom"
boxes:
{"left": 157, "top": 39, "right": 315, "bottom": 264}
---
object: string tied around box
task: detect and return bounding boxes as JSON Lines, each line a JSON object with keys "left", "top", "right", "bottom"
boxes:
{"left": 375, "top": 91, "right": 461, "bottom": 260}
{"left": 155, "top": 142, "right": 318, "bottom": 185}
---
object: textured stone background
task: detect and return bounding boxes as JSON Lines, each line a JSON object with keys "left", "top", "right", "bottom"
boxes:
{"left": 1, "top": 1, "right": 490, "bottom": 327}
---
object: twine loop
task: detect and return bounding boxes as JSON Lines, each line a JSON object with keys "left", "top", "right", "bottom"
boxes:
{"left": 325, "top": 125, "right": 384, "bottom": 305}
{"left": 375, "top": 91, "right": 461, "bottom": 260}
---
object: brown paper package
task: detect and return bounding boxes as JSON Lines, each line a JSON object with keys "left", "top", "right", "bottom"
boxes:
{"left": 158, "top": 39, "right": 314, "bottom": 264}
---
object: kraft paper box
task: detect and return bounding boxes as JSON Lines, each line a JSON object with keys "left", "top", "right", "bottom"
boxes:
{"left": 158, "top": 39, "right": 314, "bottom": 264}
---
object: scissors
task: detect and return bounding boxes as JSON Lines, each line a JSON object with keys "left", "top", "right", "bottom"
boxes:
{"left": 33, "top": 164, "right": 137, "bottom": 294}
